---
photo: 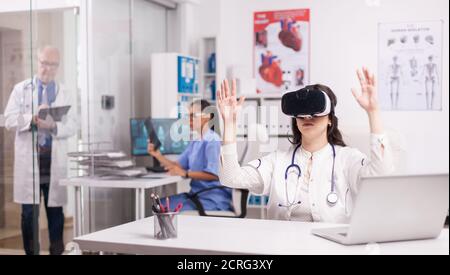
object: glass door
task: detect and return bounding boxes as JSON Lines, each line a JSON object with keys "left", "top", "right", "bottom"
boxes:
{"left": 0, "top": 1, "right": 79, "bottom": 255}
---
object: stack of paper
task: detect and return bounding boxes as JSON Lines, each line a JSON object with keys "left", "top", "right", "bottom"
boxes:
{"left": 77, "top": 159, "right": 135, "bottom": 169}
{"left": 68, "top": 150, "right": 146, "bottom": 177}
{"left": 93, "top": 167, "right": 147, "bottom": 177}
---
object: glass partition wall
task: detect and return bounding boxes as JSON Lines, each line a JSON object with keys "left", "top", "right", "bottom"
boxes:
{"left": 0, "top": 0, "right": 170, "bottom": 254}
{"left": 0, "top": 2, "right": 79, "bottom": 255}
{"left": 81, "top": 0, "right": 169, "bottom": 235}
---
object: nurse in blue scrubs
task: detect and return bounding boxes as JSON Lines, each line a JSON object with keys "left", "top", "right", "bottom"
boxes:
{"left": 147, "top": 100, "right": 232, "bottom": 212}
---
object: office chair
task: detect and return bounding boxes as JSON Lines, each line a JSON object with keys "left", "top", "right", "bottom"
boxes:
{"left": 183, "top": 187, "right": 249, "bottom": 218}
{"left": 181, "top": 124, "right": 269, "bottom": 218}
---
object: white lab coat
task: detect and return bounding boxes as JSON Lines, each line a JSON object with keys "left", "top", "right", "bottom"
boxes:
{"left": 4, "top": 76, "right": 76, "bottom": 207}
{"left": 219, "top": 134, "right": 395, "bottom": 223}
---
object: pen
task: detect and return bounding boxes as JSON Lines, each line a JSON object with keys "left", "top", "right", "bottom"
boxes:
{"left": 150, "top": 193, "right": 157, "bottom": 210}
{"left": 151, "top": 193, "right": 178, "bottom": 239}
{"left": 152, "top": 205, "right": 160, "bottom": 214}
{"left": 174, "top": 203, "right": 183, "bottom": 213}
{"left": 151, "top": 193, "right": 162, "bottom": 213}
{"left": 156, "top": 215, "right": 168, "bottom": 238}
{"left": 150, "top": 193, "right": 157, "bottom": 205}
{"left": 159, "top": 203, "right": 166, "bottom": 213}
{"left": 155, "top": 194, "right": 162, "bottom": 207}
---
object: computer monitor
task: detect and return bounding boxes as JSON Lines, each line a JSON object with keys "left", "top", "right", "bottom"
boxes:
{"left": 130, "top": 118, "right": 150, "bottom": 156}
{"left": 150, "top": 118, "right": 190, "bottom": 155}
{"left": 130, "top": 117, "right": 189, "bottom": 157}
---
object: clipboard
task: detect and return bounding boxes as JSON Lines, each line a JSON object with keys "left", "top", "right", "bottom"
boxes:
{"left": 38, "top": 105, "right": 71, "bottom": 122}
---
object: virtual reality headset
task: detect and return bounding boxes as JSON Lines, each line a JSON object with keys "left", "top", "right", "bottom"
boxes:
{"left": 281, "top": 86, "right": 332, "bottom": 118}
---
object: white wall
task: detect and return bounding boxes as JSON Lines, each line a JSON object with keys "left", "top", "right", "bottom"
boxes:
{"left": 197, "top": 0, "right": 221, "bottom": 37}
{"left": 0, "top": 0, "right": 79, "bottom": 13}
{"left": 167, "top": 0, "right": 201, "bottom": 55}
{"left": 197, "top": 0, "right": 449, "bottom": 174}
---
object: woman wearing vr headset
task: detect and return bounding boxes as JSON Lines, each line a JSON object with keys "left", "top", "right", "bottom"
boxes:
{"left": 217, "top": 68, "right": 394, "bottom": 222}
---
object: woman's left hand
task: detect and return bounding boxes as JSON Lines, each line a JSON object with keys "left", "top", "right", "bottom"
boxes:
{"left": 352, "top": 67, "right": 379, "bottom": 114}
{"left": 167, "top": 166, "right": 187, "bottom": 177}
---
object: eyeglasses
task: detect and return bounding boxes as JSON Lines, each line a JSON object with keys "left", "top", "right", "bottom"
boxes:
{"left": 189, "top": 113, "right": 209, "bottom": 119}
{"left": 39, "top": 59, "right": 59, "bottom": 69}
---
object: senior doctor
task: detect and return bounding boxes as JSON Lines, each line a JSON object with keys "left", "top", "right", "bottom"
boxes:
{"left": 4, "top": 46, "right": 76, "bottom": 255}
{"left": 218, "top": 68, "right": 395, "bottom": 223}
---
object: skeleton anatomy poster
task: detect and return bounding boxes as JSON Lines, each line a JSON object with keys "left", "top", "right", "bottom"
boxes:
{"left": 254, "top": 9, "right": 310, "bottom": 94}
{"left": 378, "top": 21, "right": 443, "bottom": 111}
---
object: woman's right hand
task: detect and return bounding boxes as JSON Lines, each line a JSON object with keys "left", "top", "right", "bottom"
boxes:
{"left": 217, "top": 79, "right": 246, "bottom": 123}
{"left": 217, "top": 79, "right": 245, "bottom": 144}
{"left": 147, "top": 141, "right": 161, "bottom": 158}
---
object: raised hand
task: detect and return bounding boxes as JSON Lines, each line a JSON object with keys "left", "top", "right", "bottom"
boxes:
{"left": 217, "top": 79, "right": 246, "bottom": 124}
{"left": 217, "top": 79, "right": 245, "bottom": 144}
{"left": 351, "top": 67, "right": 379, "bottom": 114}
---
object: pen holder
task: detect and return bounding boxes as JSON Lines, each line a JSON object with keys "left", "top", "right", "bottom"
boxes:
{"left": 153, "top": 212, "right": 178, "bottom": 240}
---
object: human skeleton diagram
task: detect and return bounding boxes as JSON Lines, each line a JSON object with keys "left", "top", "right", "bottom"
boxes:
{"left": 388, "top": 56, "right": 402, "bottom": 110}
{"left": 409, "top": 57, "right": 418, "bottom": 78}
{"left": 423, "top": 55, "right": 439, "bottom": 110}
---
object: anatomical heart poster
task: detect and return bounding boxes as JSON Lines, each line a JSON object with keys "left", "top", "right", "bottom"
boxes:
{"left": 254, "top": 9, "right": 310, "bottom": 94}
{"left": 378, "top": 21, "right": 443, "bottom": 111}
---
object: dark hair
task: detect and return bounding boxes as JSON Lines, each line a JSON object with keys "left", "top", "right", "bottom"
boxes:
{"left": 191, "top": 99, "right": 211, "bottom": 113}
{"left": 289, "top": 84, "right": 347, "bottom": 147}
{"left": 191, "top": 99, "right": 217, "bottom": 131}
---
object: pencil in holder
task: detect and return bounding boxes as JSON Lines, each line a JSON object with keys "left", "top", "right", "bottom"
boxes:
{"left": 153, "top": 212, "right": 178, "bottom": 240}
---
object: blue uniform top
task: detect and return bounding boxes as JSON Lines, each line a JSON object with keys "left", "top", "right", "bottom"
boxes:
{"left": 178, "top": 129, "right": 232, "bottom": 211}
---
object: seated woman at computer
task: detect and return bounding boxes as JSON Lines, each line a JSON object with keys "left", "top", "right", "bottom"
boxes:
{"left": 147, "top": 100, "right": 232, "bottom": 212}
{"left": 217, "top": 68, "right": 395, "bottom": 222}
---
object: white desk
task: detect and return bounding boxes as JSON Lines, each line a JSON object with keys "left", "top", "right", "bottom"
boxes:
{"left": 73, "top": 215, "right": 449, "bottom": 255}
{"left": 60, "top": 175, "right": 183, "bottom": 237}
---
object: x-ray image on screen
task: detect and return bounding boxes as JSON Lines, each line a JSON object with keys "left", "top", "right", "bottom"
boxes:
{"left": 130, "top": 118, "right": 189, "bottom": 156}
{"left": 151, "top": 119, "right": 189, "bottom": 155}
{"left": 130, "top": 118, "right": 151, "bottom": 156}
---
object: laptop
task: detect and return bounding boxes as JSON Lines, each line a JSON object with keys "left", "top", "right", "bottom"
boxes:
{"left": 311, "top": 174, "right": 449, "bottom": 245}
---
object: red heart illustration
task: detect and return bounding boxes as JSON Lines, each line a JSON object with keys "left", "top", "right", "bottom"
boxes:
{"left": 259, "top": 52, "right": 283, "bottom": 87}
{"left": 279, "top": 18, "right": 302, "bottom": 52}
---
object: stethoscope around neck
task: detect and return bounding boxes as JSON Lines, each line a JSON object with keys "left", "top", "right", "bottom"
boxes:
{"left": 278, "top": 143, "right": 338, "bottom": 209}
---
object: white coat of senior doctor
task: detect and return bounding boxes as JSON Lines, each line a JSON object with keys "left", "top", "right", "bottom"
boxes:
{"left": 217, "top": 67, "right": 395, "bottom": 223}
{"left": 4, "top": 46, "right": 76, "bottom": 207}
